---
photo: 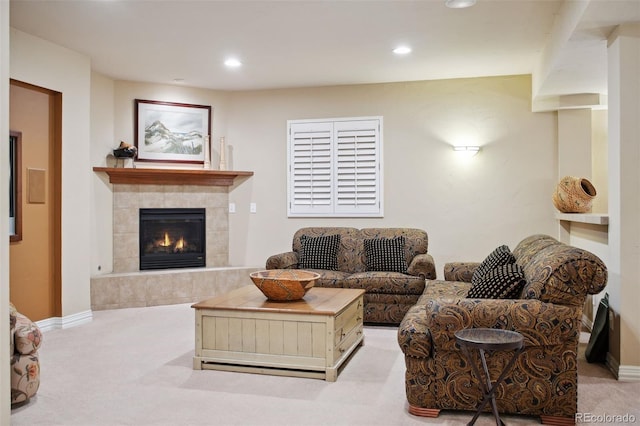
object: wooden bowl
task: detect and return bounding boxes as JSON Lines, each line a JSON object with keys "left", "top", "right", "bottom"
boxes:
{"left": 250, "top": 270, "right": 320, "bottom": 301}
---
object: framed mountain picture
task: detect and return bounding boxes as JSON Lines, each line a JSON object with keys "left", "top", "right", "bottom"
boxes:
{"left": 135, "top": 99, "right": 212, "bottom": 164}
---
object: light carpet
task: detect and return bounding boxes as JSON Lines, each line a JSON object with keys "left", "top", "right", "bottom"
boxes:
{"left": 10, "top": 303, "right": 640, "bottom": 426}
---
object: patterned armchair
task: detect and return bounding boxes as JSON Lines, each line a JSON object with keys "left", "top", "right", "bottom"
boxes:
{"left": 397, "top": 235, "right": 607, "bottom": 425}
{"left": 10, "top": 303, "right": 42, "bottom": 406}
{"left": 266, "top": 227, "right": 436, "bottom": 324}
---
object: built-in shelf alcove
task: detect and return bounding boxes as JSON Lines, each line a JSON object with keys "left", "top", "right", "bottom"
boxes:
{"left": 555, "top": 212, "right": 609, "bottom": 225}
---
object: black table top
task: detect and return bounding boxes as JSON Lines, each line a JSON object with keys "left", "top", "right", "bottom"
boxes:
{"left": 455, "top": 328, "right": 524, "bottom": 351}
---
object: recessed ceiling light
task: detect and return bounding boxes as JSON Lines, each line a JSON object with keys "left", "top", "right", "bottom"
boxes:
{"left": 445, "top": 0, "right": 476, "bottom": 8}
{"left": 393, "top": 46, "right": 412, "bottom": 55}
{"left": 224, "top": 58, "right": 242, "bottom": 68}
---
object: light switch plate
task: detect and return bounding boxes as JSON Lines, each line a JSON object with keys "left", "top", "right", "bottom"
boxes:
{"left": 250, "top": 203, "right": 257, "bottom": 213}
{"left": 229, "top": 203, "right": 236, "bottom": 213}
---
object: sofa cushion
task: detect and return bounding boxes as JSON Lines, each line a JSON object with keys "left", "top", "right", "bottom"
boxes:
{"left": 292, "top": 227, "right": 364, "bottom": 273}
{"left": 299, "top": 234, "right": 340, "bottom": 270}
{"left": 364, "top": 236, "right": 408, "bottom": 273}
{"left": 471, "top": 245, "right": 515, "bottom": 286}
{"left": 345, "top": 272, "right": 425, "bottom": 295}
{"left": 360, "top": 228, "right": 428, "bottom": 266}
{"left": 467, "top": 263, "right": 526, "bottom": 299}
{"left": 308, "top": 269, "right": 352, "bottom": 288}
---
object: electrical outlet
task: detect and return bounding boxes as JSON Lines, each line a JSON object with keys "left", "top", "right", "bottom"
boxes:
{"left": 250, "top": 203, "right": 257, "bottom": 213}
{"left": 229, "top": 203, "right": 236, "bottom": 213}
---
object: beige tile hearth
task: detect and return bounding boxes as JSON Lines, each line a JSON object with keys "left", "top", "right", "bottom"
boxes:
{"left": 91, "top": 266, "right": 261, "bottom": 310}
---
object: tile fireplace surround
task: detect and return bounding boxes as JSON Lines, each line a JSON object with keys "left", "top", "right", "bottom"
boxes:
{"left": 91, "top": 182, "right": 259, "bottom": 311}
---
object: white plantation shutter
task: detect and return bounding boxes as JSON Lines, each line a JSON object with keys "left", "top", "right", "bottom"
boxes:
{"left": 334, "top": 120, "right": 380, "bottom": 215}
{"left": 289, "top": 122, "right": 334, "bottom": 215}
{"left": 288, "top": 117, "right": 383, "bottom": 217}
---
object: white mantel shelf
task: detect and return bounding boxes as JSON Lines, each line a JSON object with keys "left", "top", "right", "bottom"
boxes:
{"left": 93, "top": 167, "right": 253, "bottom": 186}
{"left": 555, "top": 212, "right": 609, "bottom": 225}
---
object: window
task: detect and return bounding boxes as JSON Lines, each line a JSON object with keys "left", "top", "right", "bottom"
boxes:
{"left": 287, "top": 117, "right": 383, "bottom": 217}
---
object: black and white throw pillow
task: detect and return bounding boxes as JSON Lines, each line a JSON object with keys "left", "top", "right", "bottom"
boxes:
{"left": 471, "top": 245, "right": 516, "bottom": 286}
{"left": 467, "top": 263, "right": 526, "bottom": 299}
{"left": 298, "top": 234, "right": 340, "bottom": 270}
{"left": 364, "top": 236, "right": 408, "bottom": 273}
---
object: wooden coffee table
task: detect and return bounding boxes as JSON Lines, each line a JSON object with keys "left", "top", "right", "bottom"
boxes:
{"left": 192, "top": 285, "right": 365, "bottom": 381}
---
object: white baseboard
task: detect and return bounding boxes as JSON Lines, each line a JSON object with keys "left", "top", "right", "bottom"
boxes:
{"left": 617, "top": 365, "right": 640, "bottom": 381}
{"left": 606, "top": 352, "right": 640, "bottom": 382}
{"left": 35, "top": 310, "right": 93, "bottom": 332}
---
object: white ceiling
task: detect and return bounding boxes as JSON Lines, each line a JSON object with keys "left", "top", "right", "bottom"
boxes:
{"left": 8, "top": 0, "right": 640, "bottom": 99}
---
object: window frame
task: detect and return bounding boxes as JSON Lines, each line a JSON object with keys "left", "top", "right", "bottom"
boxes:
{"left": 287, "top": 116, "right": 383, "bottom": 218}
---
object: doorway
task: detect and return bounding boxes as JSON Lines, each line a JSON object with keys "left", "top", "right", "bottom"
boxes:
{"left": 9, "top": 79, "right": 62, "bottom": 321}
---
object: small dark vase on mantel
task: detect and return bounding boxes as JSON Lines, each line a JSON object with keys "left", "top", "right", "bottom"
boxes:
{"left": 113, "top": 141, "right": 137, "bottom": 159}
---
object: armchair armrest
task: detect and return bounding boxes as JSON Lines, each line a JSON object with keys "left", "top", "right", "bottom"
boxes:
{"left": 443, "top": 262, "right": 480, "bottom": 282}
{"left": 266, "top": 251, "right": 299, "bottom": 270}
{"left": 407, "top": 253, "right": 436, "bottom": 279}
{"left": 397, "top": 303, "right": 433, "bottom": 359}
{"left": 426, "top": 298, "right": 581, "bottom": 351}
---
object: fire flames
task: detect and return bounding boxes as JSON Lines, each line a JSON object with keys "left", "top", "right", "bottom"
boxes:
{"left": 153, "top": 232, "right": 188, "bottom": 253}
{"left": 175, "top": 237, "right": 185, "bottom": 251}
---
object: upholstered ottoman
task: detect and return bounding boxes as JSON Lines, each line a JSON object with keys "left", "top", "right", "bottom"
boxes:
{"left": 10, "top": 303, "right": 42, "bottom": 406}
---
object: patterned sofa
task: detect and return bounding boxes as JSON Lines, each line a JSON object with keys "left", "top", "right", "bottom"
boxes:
{"left": 397, "top": 234, "right": 607, "bottom": 425}
{"left": 266, "top": 227, "right": 436, "bottom": 324}
{"left": 10, "top": 302, "right": 42, "bottom": 406}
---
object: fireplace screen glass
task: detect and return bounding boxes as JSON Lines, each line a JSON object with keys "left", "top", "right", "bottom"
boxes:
{"left": 139, "top": 208, "right": 205, "bottom": 270}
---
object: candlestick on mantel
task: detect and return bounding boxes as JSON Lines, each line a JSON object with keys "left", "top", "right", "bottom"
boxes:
{"left": 203, "top": 135, "right": 211, "bottom": 169}
{"left": 219, "top": 137, "right": 227, "bottom": 171}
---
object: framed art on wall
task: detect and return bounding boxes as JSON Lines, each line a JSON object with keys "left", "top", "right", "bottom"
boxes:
{"left": 9, "top": 130, "right": 22, "bottom": 242}
{"left": 135, "top": 99, "right": 212, "bottom": 164}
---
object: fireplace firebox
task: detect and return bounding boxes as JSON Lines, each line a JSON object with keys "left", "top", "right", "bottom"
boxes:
{"left": 139, "top": 208, "right": 206, "bottom": 270}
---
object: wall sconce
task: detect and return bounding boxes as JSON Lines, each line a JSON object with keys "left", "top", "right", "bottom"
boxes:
{"left": 445, "top": 0, "right": 477, "bottom": 8}
{"left": 444, "top": 0, "right": 476, "bottom": 9}
{"left": 453, "top": 146, "right": 481, "bottom": 157}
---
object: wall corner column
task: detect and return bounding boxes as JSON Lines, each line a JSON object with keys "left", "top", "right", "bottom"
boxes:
{"left": 607, "top": 23, "right": 640, "bottom": 378}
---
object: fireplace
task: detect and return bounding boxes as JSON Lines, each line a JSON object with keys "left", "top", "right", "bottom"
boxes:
{"left": 139, "top": 208, "right": 206, "bottom": 270}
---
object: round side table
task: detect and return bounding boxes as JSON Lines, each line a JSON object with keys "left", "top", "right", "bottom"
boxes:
{"left": 454, "top": 328, "right": 524, "bottom": 426}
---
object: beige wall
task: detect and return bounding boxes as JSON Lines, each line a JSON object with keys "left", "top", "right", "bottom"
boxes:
{"left": 10, "top": 28, "right": 92, "bottom": 317}
{"left": 558, "top": 109, "right": 593, "bottom": 179}
{"left": 225, "top": 76, "right": 558, "bottom": 271}
{"left": 91, "top": 72, "right": 115, "bottom": 275}
{"left": 607, "top": 24, "right": 640, "bottom": 373}
{"left": 90, "top": 80, "right": 232, "bottom": 276}
{"left": 93, "top": 75, "right": 558, "bottom": 276}
{"left": 592, "top": 109, "right": 608, "bottom": 214}
{"left": 112, "top": 81, "right": 232, "bottom": 161}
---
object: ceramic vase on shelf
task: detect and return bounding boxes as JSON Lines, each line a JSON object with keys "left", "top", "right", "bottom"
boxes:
{"left": 203, "top": 135, "right": 211, "bottom": 169}
{"left": 552, "top": 176, "right": 597, "bottom": 213}
{"left": 219, "top": 137, "right": 227, "bottom": 171}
